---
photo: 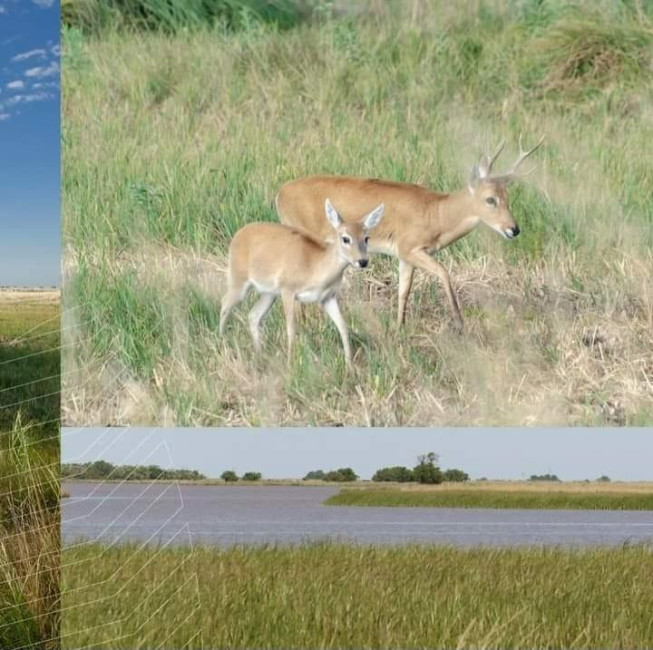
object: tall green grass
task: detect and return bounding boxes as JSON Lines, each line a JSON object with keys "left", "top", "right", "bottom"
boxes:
{"left": 62, "top": 0, "right": 309, "bottom": 33}
{"left": 0, "top": 295, "right": 60, "bottom": 649}
{"left": 326, "top": 487, "right": 653, "bottom": 510}
{"left": 62, "top": 541, "right": 653, "bottom": 648}
{"left": 63, "top": 1, "right": 653, "bottom": 426}
{"left": 0, "top": 420, "right": 60, "bottom": 650}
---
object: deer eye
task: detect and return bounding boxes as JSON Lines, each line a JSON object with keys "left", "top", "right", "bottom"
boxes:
{"left": 342, "top": 236, "right": 351, "bottom": 245}
{"left": 485, "top": 197, "right": 497, "bottom": 207}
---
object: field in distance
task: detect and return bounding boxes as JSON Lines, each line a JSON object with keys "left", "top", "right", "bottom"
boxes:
{"left": 62, "top": 541, "right": 653, "bottom": 649}
{"left": 325, "top": 483, "right": 653, "bottom": 510}
{"left": 0, "top": 288, "right": 60, "bottom": 431}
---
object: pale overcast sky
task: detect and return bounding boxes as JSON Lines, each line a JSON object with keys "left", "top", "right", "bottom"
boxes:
{"left": 61, "top": 428, "right": 653, "bottom": 481}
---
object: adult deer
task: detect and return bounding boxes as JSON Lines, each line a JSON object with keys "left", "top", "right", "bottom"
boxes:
{"left": 220, "top": 199, "right": 384, "bottom": 366}
{"left": 275, "top": 136, "right": 543, "bottom": 331}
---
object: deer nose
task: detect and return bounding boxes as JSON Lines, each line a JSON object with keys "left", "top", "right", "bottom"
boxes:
{"left": 359, "top": 259, "right": 368, "bottom": 268}
{"left": 512, "top": 225, "right": 520, "bottom": 237}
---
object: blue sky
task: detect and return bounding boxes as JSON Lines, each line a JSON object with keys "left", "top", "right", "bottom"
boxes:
{"left": 62, "top": 428, "right": 653, "bottom": 481}
{"left": 0, "top": 0, "right": 59, "bottom": 286}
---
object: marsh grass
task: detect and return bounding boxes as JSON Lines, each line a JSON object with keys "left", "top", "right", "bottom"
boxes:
{"left": 0, "top": 421, "right": 60, "bottom": 650}
{"left": 62, "top": 1, "right": 653, "bottom": 426}
{"left": 0, "top": 292, "right": 60, "bottom": 649}
{"left": 62, "top": 541, "right": 653, "bottom": 648}
{"left": 326, "top": 486, "right": 653, "bottom": 509}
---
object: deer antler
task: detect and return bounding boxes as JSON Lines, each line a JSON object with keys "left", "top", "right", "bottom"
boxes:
{"left": 504, "top": 134, "right": 545, "bottom": 177}
{"left": 479, "top": 140, "right": 505, "bottom": 178}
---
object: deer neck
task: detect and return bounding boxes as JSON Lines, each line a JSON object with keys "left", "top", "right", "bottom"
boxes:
{"left": 316, "top": 242, "right": 350, "bottom": 287}
{"left": 430, "top": 189, "right": 481, "bottom": 250}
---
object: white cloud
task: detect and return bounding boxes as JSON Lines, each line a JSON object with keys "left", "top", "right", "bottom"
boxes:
{"left": 7, "top": 80, "right": 25, "bottom": 90}
{"left": 31, "top": 0, "right": 55, "bottom": 7}
{"left": 51, "top": 44, "right": 60, "bottom": 57}
{"left": 4, "top": 91, "right": 51, "bottom": 107}
{"left": 24, "top": 62, "right": 59, "bottom": 78}
{"left": 0, "top": 6, "right": 6, "bottom": 14}
{"left": 0, "top": 113, "right": 10, "bottom": 121}
{"left": 32, "top": 81, "right": 59, "bottom": 89}
{"left": 11, "top": 49, "right": 47, "bottom": 62}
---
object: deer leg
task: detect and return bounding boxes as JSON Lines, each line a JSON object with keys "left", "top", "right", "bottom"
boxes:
{"left": 322, "top": 296, "right": 352, "bottom": 367}
{"left": 281, "top": 291, "right": 296, "bottom": 365}
{"left": 220, "top": 280, "right": 249, "bottom": 335}
{"left": 397, "top": 259, "right": 415, "bottom": 327}
{"left": 406, "top": 250, "right": 464, "bottom": 332}
{"left": 248, "top": 293, "right": 276, "bottom": 351}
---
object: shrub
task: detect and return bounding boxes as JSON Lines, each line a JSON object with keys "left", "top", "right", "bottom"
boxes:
{"left": 221, "top": 470, "right": 239, "bottom": 482}
{"left": 412, "top": 453, "right": 443, "bottom": 485}
{"left": 303, "top": 470, "right": 326, "bottom": 481}
{"left": 372, "top": 466, "right": 414, "bottom": 482}
{"left": 528, "top": 474, "right": 561, "bottom": 482}
{"left": 324, "top": 468, "right": 358, "bottom": 482}
{"left": 242, "top": 472, "right": 262, "bottom": 481}
{"left": 442, "top": 469, "right": 470, "bottom": 483}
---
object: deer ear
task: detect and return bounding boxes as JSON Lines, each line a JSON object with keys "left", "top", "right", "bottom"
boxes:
{"left": 468, "top": 164, "right": 481, "bottom": 193}
{"left": 363, "top": 203, "right": 384, "bottom": 230}
{"left": 325, "top": 198, "right": 342, "bottom": 229}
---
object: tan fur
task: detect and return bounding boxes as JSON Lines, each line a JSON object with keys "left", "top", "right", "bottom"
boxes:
{"left": 220, "top": 202, "right": 384, "bottom": 366}
{"left": 276, "top": 138, "right": 543, "bottom": 329}
{"left": 277, "top": 175, "right": 520, "bottom": 330}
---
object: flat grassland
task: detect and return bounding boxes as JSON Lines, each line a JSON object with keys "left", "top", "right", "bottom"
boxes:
{"left": 0, "top": 290, "right": 60, "bottom": 431}
{"left": 63, "top": 2, "right": 653, "bottom": 426}
{"left": 62, "top": 542, "right": 653, "bottom": 649}
{"left": 326, "top": 483, "right": 653, "bottom": 509}
{"left": 0, "top": 291, "right": 60, "bottom": 649}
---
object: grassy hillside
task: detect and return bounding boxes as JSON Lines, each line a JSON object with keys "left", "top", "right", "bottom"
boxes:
{"left": 62, "top": 1, "right": 653, "bottom": 426}
{"left": 62, "top": 542, "right": 653, "bottom": 648}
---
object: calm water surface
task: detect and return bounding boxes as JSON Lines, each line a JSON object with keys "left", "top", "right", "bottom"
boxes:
{"left": 62, "top": 483, "right": 653, "bottom": 548}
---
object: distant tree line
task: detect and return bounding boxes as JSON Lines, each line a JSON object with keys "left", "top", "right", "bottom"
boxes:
{"left": 63, "top": 460, "right": 613, "bottom": 484}
{"left": 221, "top": 471, "right": 262, "bottom": 482}
{"left": 528, "top": 474, "right": 561, "bottom": 482}
{"left": 61, "top": 461, "right": 206, "bottom": 481}
{"left": 304, "top": 454, "right": 469, "bottom": 484}
{"left": 303, "top": 468, "right": 358, "bottom": 482}
{"left": 371, "top": 453, "right": 469, "bottom": 484}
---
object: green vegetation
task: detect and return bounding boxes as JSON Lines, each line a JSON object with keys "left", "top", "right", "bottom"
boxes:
{"left": 0, "top": 293, "right": 59, "bottom": 433}
{"left": 373, "top": 452, "right": 469, "bottom": 484}
{"left": 303, "top": 467, "right": 358, "bottom": 482}
{"left": 529, "top": 473, "right": 562, "bottom": 482}
{"left": 62, "top": 542, "right": 653, "bottom": 648}
{"left": 63, "top": 1, "right": 653, "bottom": 426}
{"left": 61, "top": 0, "right": 309, "bottom": 34}
{"left": 61, "top": 460, "right": 206, "bottom": 480}
{"left": 325, "top": 487, "right": 653, "bottom": 510}
{"left": 303, "top": 470, "right": 326, "bottom": 480}
{"left": 0, "top": 421, "right": 60, "bottom": 650}
{"left": 0, "top": 292, "right": 60, "bottom": 649}
{"left": 221, "top": 470, "right": 239, "bottom": 482}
